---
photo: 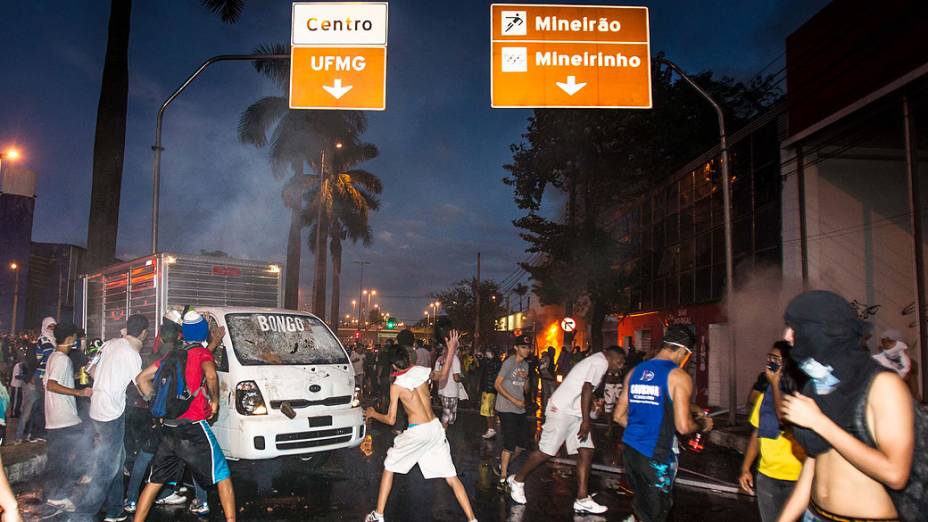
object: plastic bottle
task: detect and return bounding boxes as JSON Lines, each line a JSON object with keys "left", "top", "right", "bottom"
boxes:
{"left": 687, "top": 409, "right": 710, "bottom": 453}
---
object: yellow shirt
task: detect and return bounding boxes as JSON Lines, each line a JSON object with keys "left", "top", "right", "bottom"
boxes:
{"left": 749, "top": 392, "right": 803, "bottom": 481}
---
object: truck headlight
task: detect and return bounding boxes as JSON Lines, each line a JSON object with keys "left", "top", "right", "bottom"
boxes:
{"left": 351, "top": 386, "right": 361, "bottom": 408}
{"left": 236, "top": 381, "right": 267, "bottom": 416}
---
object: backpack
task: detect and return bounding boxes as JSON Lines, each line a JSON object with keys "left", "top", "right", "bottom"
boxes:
{"left": 149, "top": 346, "right": 197, "bottom": 420}
{"left": 854, "top": 369, "right": 928, "bottom": 522}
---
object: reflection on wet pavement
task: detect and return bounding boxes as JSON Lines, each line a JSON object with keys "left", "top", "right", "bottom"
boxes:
{"left": 15, "top": 409, "right": 759, "bottom": 521}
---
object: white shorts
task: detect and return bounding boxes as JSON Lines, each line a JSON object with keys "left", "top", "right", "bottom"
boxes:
{"left": 538, "top": 409, "right": 594, "bottom": 456}
{"left": 383, "top": 418, "right": 457, "bottom": 479}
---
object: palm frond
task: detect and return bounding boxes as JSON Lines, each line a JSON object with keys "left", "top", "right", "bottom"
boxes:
{"left": 200, "top": 0, "right": 245, "bottom": 23}
{"left": 251, "top": 43, "right": 291, "bottom": 90}
{"left": 238, "top": 96, "right": 288, "bottom": 147}
{"left": 342, "top": 169, "right": 383, "bottom": 194}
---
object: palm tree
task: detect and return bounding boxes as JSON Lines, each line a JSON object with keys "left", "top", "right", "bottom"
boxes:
{"left": 304, "top": 142, "right": 382, "bottom": 325}
{"left": 240, "top": 44, "right": 368, "bottom": 312}
{"left": 83, "top": 0, "right": 245, "bottom": 271}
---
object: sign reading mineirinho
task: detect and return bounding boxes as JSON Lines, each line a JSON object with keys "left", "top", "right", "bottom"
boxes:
{"left": 491, "top": 4, "right": 652, "bottom": 109}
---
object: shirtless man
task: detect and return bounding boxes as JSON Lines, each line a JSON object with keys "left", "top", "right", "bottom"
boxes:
{"left": 777, "top": 291, "right": 915, "bottom": 522}
{"left": 364, "top": 330, "right": 477, "bottom": 522}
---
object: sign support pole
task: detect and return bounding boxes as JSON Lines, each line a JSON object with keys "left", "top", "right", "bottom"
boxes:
{"left": 150, "top": 53, "right": 289, "bottom": 254}
{"left": 657, "top": 57, "right": 737, "bottom": 425}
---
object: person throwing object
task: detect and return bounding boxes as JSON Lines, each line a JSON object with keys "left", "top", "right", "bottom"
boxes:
{"left": 364, "top": 330, "right": 477, "bottom": 522}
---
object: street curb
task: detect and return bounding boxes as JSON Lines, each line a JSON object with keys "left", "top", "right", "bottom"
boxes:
{"left": 709, "top": 428, "right": 749, "bottom": 454}
{"left": 5, "top": 453, "right": 46, "bottom": 484}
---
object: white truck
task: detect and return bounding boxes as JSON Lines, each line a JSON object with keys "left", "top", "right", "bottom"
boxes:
{"left": 76, "top": 253, "right": 365, "bottom": 461}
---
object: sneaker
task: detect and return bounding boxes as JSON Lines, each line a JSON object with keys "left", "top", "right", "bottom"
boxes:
{"left": 507, "top": 475, "right": 526, "bottom": 504}
{"left": 46, "top": 498, "right": 76, "bottom": 512}
{"left": 155, "top": 491, "right": 187, "bottom": 505}
{"left": 103, "top": 515, "right": 129, "bottom": 522}
{"left": 123, "top": 501, "right": 137, "bottom": 513}
{"left": 481, "top": 429, "right": 496, "bottom": 439}
{"left": 573, "top": 495, "right": 608, "bottom": 514}
{"left": 189, "top": 500, "right": 209, "bottom": 516}
{"left": 365, "top": 511, "right": 385, "bottom": 522}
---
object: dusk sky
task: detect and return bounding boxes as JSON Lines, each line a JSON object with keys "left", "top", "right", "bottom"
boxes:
{"left": 1, "top": 0, "right": 828, "bottom": 324}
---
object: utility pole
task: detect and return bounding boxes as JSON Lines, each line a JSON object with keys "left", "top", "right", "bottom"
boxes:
{"left": 474, "top": 253, "right": 481, "bottom": 351}
{"left": 354, "top": 260, "right": 370, "bottom": 331}
{"left": 657, "top": 57, "right": 737, "bottom": 425}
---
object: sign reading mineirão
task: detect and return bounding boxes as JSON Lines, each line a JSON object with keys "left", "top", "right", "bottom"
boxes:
{"left": 290, "top": 2, "right": 388, "bottom": 110}
{"left": 491, "top": 4, "right": 651, "bottom": 108}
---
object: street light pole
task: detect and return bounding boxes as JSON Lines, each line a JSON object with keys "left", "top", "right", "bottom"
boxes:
{"left": 151, "top": 53, "right": 289, "bottom": 254}
{"left": 354, "top": 261, "right": 370, "bottom": 330}
{"left": 657, "top": 57, "right": 737, "bottom": 425}
{"left": 9, "top": 263, "right": 20, "bottom": 336}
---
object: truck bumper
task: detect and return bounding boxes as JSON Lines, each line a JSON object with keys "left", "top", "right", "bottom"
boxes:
{"left": 226, "top": 407, "right": 364, "bottom": 460}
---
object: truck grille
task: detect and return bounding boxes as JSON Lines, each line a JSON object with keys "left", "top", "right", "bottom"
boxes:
{"left": 269, "top": 396, "right": 351, "bottom": 409}
{"left": 275, "top": 427, "right": 353, "bottom": 450}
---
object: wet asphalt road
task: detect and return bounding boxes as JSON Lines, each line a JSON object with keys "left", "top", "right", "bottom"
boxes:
{"left": 19, "top": 409, "right": 760, "bottom": 521}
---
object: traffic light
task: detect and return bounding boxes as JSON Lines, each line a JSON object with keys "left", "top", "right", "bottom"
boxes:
{"left": 385, "top": 317, "right": 397, "bottom": 330}
{"left": 354, "top": 330, "right": 362, "bottom": 340}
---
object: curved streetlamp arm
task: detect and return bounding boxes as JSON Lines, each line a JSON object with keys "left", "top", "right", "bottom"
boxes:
{"left": 151, "top": 53, "right": 290, "bottom": 254}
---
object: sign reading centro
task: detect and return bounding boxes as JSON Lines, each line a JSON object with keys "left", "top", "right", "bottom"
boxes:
{"left": 491, "top": 4, "right": 652, "bottom": 109}
{"left": 290, "top": 2, "right": 388, "bottom": 110}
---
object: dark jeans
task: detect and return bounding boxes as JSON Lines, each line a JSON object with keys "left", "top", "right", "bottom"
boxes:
{"left": 623, "top": 446, "right": 678, "bottom": 522}
{"left": 44, "top": 424, "right": 86, "bottom": 500}
{"left": 72, "top": 415, "right": 126, "bottom": 521}
{"left": 10, "top": 387, "right": 22, "bottom": 417}
{"left": 756, "top": 473, "right": 796, "bottom": 522}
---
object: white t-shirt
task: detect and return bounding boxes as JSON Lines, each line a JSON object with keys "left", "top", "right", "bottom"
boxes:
{"left": 548, "top": 352, "right": 609, "bottom": 418}
{"left": 44, "top": 351, "right": 81, "bottom": 430}
{"left": 89, "top": 338, "right": 143, "bottom": 422}
{"left": 11, "top": 362, "right": 24, "bottom": 388}
{"left": 434, "top": 354, "right": 461, "bottom": 398}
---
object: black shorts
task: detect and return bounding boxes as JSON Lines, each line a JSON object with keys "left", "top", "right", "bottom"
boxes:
{"left": 498, "top": 412, "right": 531, "bottom": 453}
{"left": 623, "top": 445, "right": 677, "bottom": 522}
{"left": 149, "top": 421, "right": 230, "bottom": 487}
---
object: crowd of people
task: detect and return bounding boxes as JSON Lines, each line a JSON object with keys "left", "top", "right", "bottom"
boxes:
{"left": 0, "top": 308, "right": 237, "bottom": 521}
{"left": 360, "top": 289, "right": 921, "bottom": 522}
{"left": 0, "top": 287, "right": 919, "bottom": 521}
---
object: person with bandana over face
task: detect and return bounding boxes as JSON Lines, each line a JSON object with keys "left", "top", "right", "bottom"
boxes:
{"left": 777, "top": 291, "right": 916, "bottom": 522}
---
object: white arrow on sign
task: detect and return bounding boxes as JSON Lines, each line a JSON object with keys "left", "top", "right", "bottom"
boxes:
{"left": 555, "top": 76, "right": 587, "bottom": 96}
{"left": 322, "top": 79, "right": 353, "bottom": 99}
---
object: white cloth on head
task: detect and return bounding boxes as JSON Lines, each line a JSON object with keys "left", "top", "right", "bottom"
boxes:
{"left": 383, "top": 418, "right": 457, "bottom": 478}
{"left": 89, "top": 337, "right": 143, "bottom": 422}
{"left": 40, "top": 317, "right": 57, "bottom": 345}
{"left": 547, "top": 352, "right": 609, "bottom": 417}
{"left": 393, "top": 366, "right": 431, "bottom": 390}
{"left": 44, "top": 351, "right": 81, "bottom": 429}
{"left": 873, "top": 340, "right": 911, "bottom": 378}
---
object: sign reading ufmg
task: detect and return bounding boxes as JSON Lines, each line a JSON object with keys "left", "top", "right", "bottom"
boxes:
{"left": 290, "top": 2, "right": 388, "bottom": 110}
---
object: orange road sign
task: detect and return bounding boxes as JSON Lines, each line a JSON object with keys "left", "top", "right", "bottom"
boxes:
{"left": 289, "top": 46, "right": 386, "bottom": 110}
{"left": 290, "top": 2, "right": 388, "bottom": 110}
{"left": 491, "top": 4, "right": 651, "bottom": 109}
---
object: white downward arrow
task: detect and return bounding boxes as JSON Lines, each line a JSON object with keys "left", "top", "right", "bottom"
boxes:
{"left": 322, "top": 79, "right": 353, "bottom": 99}
{"left": 556, "top": 76, "right": 587, "bottom": 96}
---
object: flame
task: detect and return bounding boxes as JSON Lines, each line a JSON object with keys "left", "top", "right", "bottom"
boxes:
{"left": 536, "top": 321, "right": 563, "bottom": 361}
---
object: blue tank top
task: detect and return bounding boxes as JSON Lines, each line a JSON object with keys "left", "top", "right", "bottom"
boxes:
{"left": 622, "top": 359, "right": 677, "bottom": 462}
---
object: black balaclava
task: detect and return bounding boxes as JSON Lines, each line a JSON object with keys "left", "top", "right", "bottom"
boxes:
{"left": 783, "top": 290, "right": 882, "bottom": 456}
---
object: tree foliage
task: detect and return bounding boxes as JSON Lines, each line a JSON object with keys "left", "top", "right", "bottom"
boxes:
{"left": 433, "top": 280, "right": 506, "bottom": 345}
{"left": 504, "top": 56, "right": 781, "bottom": 350}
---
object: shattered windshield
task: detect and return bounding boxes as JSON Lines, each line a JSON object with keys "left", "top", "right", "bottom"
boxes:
{"left": 225, "top": 313, "right": 349, "bottom": 366}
